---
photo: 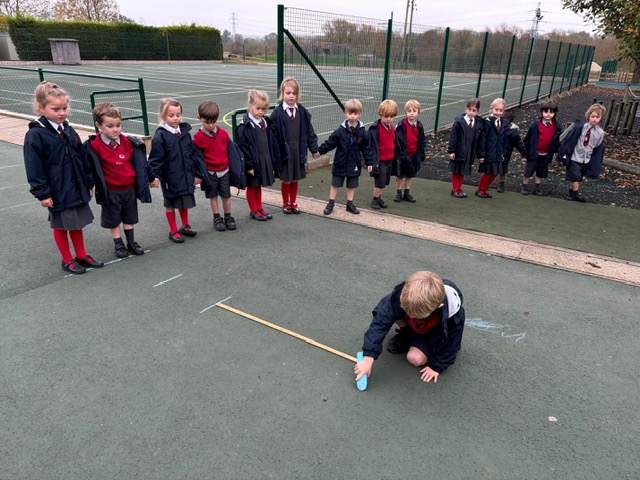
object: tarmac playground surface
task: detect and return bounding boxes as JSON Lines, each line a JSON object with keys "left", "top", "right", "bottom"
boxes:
{"left": 1, "top": 133, "right": 640, "bottom": 479}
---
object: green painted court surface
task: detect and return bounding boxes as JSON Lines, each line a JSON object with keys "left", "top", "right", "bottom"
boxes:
{"left": 1, "top": 137, "right": 639, "bottom": 478}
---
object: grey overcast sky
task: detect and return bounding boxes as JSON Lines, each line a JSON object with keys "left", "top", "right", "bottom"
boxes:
{"left": 121, "top": 0, "right": 596, "bottom": 37}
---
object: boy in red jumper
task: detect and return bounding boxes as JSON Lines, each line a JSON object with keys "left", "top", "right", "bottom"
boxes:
{"left": 88, "top": 102, "right": 158, "bottom": 258}
{"left": 369, "top": 99, "right": 398, "bottom": 209}
{"left": 193, "top": 101, "right": 237, "bottom": 231}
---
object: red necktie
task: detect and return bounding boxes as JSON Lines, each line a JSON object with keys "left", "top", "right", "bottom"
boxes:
{"left": 495, "top": 119, "right": 500, "bottom": 131}
{"left": 288, "top": 108, "right": 295, "bottom": 120}
{"left": 260, "top": 120, "right": 266, "bottom": 131}
{"left": 350, "top": 126, "right": 355, "bottom": 133}
{"left": 583, "top": 128, "right": 591, "bottom": 147}
{"left": 57, "top": 125, "right": 64, "bottom": 137}
{"left": 174, "top": 130, "right": 180, "bottom": 136}
{"left": 469, "top": 119, "right": 473, "bottom": 129}
{"left": 109, "top": 140, "right": 118, "bottom": 149}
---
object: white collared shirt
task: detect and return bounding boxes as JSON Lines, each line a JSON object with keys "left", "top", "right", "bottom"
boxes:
{"left": 248, "top": 113, "right": 264, "bottom": 128}
{"left": 100, "top": 133, "right": 120, "bottom": 145}
{"left": 161, "top": 123, "right": 180, "bottom": 135}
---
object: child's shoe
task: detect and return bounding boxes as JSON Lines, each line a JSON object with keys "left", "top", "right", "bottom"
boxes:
{"left": 75, "top": 255, "right": 104, "bottom": 268}
{"left": 386, "top": 327, "right": 415, "bottom": 354}
{"left": 214, "top": 217, "right": 226, "bottom": 231}
{"left": 250, "top": 211, "right": 268, "bottom": 221}
{"left": 62, "top": 259, "right": 86, "bottom": 275}
{"left": 571, "top": 190, "right": 588, "bottom": 202}
{"left": 259, "top": 209, "right": 273, "bottom": 220}
{"left": 394, "top": 191, "right": 403, "bottom": 202}
{"left": 114, "top": 239, "right": 128, "bottom": 258}
{"left": 533, "top": 184, "right": 543, "bottom": 196}
{"left": 291, "top": 203, "right": 301, "bottom": 214}
{"left": 225, "top": 215, "right": 237, "bottom": 230}
{"left": 283, "top": 204, "right": 293, "bottom": 215}
{"left": 169, "top": 231, "right": 184, "bottom": 243}
{"left": 371, "top": 197, "right": 382, "bottom": 209}
{"left": 520, "top": 185, "right": 529, "bottom": 195}
{"left": 378, "top": 197, "right": 388, "bottom": 208}
{"left": 475, "top": 190, "right": 492, "bottom": 198}
{"left": 179, "top": 224, "right": 197, "bottom": 237}
{"left": 346, "top": 201, "right": 360, "bottom": 214}
{"left": 127, "top": 242, "right": 144, "bottom": 256}
{"left": 402, "top": 191, "right": 416, "bottom": 203}
{"left": 323, "top": 201, "right": 334, "bottom": 215}
{"left": 497, "top": 182, "right": 505, "bottom": 193}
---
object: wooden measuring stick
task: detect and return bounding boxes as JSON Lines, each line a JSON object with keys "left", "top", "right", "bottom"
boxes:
{"left": 216, "top": 302, "right": 358, "bottom": 363}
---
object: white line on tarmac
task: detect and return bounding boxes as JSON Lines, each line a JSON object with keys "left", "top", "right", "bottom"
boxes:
{"left": 200, "top": 296, "right": 233, "bottom": 314}
{"left": 152, "top": 273, "right": 183, "bottom": 288}
{"left": 0, "top": 201, "right": 38, "bottom": 211}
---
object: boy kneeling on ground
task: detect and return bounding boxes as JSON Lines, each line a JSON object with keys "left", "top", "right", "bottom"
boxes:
{"left": 355, "top": 271, "right": 465, "bottom": 384}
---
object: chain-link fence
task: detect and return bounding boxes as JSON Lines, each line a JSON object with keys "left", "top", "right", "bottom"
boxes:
{"left": 278, "top": 5, "right": 594, "bottom": 142}
{"left": 0, "top": 66, "right": 148, "bottom": 135}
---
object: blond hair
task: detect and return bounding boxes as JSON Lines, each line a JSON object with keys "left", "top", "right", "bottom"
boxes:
{"left": 33, "top": 81, "right": 69, "bottom": 114}
{"left": 248, "top": 90, "right": 269, "bottom": 110}
{"left": 490, "top": 98, "right": 506, "bottom": 110}
{"left": 400, "top": 271, "right": 445, "bottom": 318}
{"left": 344, "top": 99, "right": 362, "bottom": 114}
{"left": 279, "top": 77, "right": 300, "bottom": 102}
{"left": 405, "top": 99, "right": 421, "bottom": 113}
{"left": 159, "top": 98, "right": 182, "bottom": 122}
{"left": 378, "top": 99, "right": 398, "bottom": 117}
{"left": 93, "top": 102, "right": 121, "bottom": 124}
{"left": 585, "top": 103, "right": 606, "bottom": 120}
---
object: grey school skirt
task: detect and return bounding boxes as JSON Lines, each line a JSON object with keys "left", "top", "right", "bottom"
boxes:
{"left": 163, "top": 193, "right": 196, "bottom": 209}
{"left": 48, "top": 203, "right": 94, "bottom": 230}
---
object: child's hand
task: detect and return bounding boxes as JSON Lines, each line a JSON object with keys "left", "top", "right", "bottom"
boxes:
{"left": 194, "top": 178, "right": 202, "bottom": 186}
{"left": 419, "top": 365, "right": 439, "bottom": 383}
{"left": 354, "top": 356, "right": 374, "bottom": 381}
{"left": 478, "top": 157, "right": 485, "bottom": 163}
{"left": 248, "top": 169, "right": 255, "bottom": 176}
{"left": 312, "top": 152, "right": 320, "bottom": 159}
{"left": 41, "top": 198, "right": 53, "bottom": 208}
{"left": 449, "top": 153, "right": 455, "bottom": 160}
{"left": 150, "top": 179, "right": 160, "bottom": 188}
{"left": 367, "top": 165, "right": 373, "bottom": 173}
{"left": 89, "top": 187, "right": 94, "bottom": 198}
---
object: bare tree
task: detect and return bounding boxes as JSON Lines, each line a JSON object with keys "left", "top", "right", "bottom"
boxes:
{"left": 1, "top": 0, "right": 53, "bottom": 18}
{"left": 52, "top": 0, "right": 122, "bottom": 22}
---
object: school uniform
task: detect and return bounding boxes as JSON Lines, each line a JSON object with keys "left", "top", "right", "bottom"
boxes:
{"left": 395, "top": 118, "right": 426, "bottom": 178}
{"left": 318, "top": 120, "right": 374, "bottom": 188}
{"left": 24, "top": 116, "right": 95, "bottom": 229}
{"left": 270, "top": 102, "right": 318, "bottom": 182}
{"left": 479, "top": 116, "right": 509, "bottom": 175}
{"left": 368, "top": 119, "right": 396, "bottom": 188}
{"left": 87, "top": 134, "right": 154, "bottom": 228}
{"left": 361, "top": 279, "right": 465, "bottom": 374}
{"left": 557, "top": 120, "right": 605, "bottom": 181}
{"left": 148, "top": 122, "right": 199, "bottom": 209}
{"left": 236, "top": 114, "right": 280, "bottom": 188}
{"left": 448, "top": 114, "right": 484, "bottom": 176}
{"left": 523, "top": 120, "right": 561, "bottom": 178}
{"left": 503, "top": 122, "right": 527, "bottom": 174}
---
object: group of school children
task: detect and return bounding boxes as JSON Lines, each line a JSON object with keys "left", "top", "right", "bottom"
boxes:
{"left": 23, "top": 80, "right": 605, "bottom": 278}
{"left": 21, "top": 78, "right": 606, "bottom": 388}
{"left": 448, "top": 96, "right": 606, "bottom": 201}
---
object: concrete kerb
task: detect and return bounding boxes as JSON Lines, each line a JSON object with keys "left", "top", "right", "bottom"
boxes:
{"left": 252, "top": 188, "right": 640, "bottom": 287}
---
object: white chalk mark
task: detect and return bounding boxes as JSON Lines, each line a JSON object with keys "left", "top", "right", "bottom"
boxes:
{"left": 466, "top": 317, "right": 527, "bottom": 342}
{"left": 0, "top": 201, "right": 38, "bottom": 211}
{"left": 200, "top": 296, "right": 233, "bottom": 314}
{"left": 152, "top": 273, "right": 183, "bottom": 288}
{"left": 0, "top": 164, "right": 22, "bottom": 170}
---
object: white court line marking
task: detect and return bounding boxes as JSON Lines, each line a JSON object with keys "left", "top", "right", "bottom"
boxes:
{"left": 152, "top": 273, "right": 183, "bottom": 288}
{"left": 0, "top": 201, "right": 38, "bottom": 211}
{"left": 200, "top": 295, "right": 233, "bottom": 314}
{"left": 0, "top": 164, "right": 22, "bottom": 170}
{"left": 0, "top": 184, "right": 28, "bottom": 190}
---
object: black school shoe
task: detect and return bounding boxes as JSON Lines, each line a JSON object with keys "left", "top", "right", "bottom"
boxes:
{"left": 127, "top": 242, "right": 144, "bottom": 256}
{"left": 225, "top": 215, "right": 237, "bottom": 230}
{"left": 402, "top": 192, "right": 416, "bottom": 203}
{"left": 179, "top": 224, "right": 197, "bottom": 237}
{"left": 114, "top": 239, "right": 129, "bottom": 258}
{"left": 387, "top": 327, "right": 415, "bottom": 354}
{"left": 62, "top": 259, "right": 86, "bottom": 274}
{"left": 214, "top": 216, "right": 226, "bottom": 231}
{"left": 323, "top": 202, "right": 334, "bottom": 215}
{"left": 346, "top": 202, "right": 360, "bottom": 214}
{"left": 394, "top": 191, "right": 403, "bottom": 202}
{"left": 75, "top": 255, "right": 104, "bottom": 269}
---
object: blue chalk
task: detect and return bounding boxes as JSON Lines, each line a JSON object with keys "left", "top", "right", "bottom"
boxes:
{"left": 356, "top": 351, "right": 368, "bottom": 391}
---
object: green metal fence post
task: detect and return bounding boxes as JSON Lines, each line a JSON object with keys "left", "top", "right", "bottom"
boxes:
{"left": 567, "top": 44, "right": 580, "bottom": 90}
{"left": 277, "top": 5, "right": 284, "bottom": 93}
{"left": 475, "top": 31, "right": 489, "bottom": 98}
{"left": 138, "top": 78, "right": 149, "bottom": 136}
{"left": 519, "top": 36, "right": 535, "bottom": 106}
{"left": 433, "top": 27, "right": 450, "bottom": 131}
{"left": 502, "top": 35, "right": 516, "bottom": 99}
{"left": 576, "top": 44, "right": 589, "bottom": 87}
{"left": 38, "top": 68, "right": 44, "bottom": 82}
{"left": 549, "top": 42, "right": 562, "bottom": 96}
{"left": 535, "top": 39, "right": 550, "bottom": 102}
{"left": 381, "top": 17, "right": 393, "bottom": 101}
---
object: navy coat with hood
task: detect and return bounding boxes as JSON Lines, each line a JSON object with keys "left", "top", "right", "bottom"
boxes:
{"left": 362, "top": 279, "right": 465, "bottom": 374}
{"left": 148, "top": 123, "right": 199, "bottom": 198}
{"left": 270, "top": 102, "right": 319, "bottom": 166}
{"left": 557, "top": 120, "right": 605, "bottom": 179}
{"left": 448, "top": 114, "right": 485, "bottom": 162}
{"left": 86, "top": 134, "right": 155, "bottom": 205}
{"left": 235, "top": 114, "right": 281, "bottom": 180}
{"left": 318, "top": 120, "right": 374, "bottom": 177}
{"left": 23, "top": 116, "right": 94, "bottom": 212}
{"left": 482, "top": 116, "right": 510, "bottom": 163}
